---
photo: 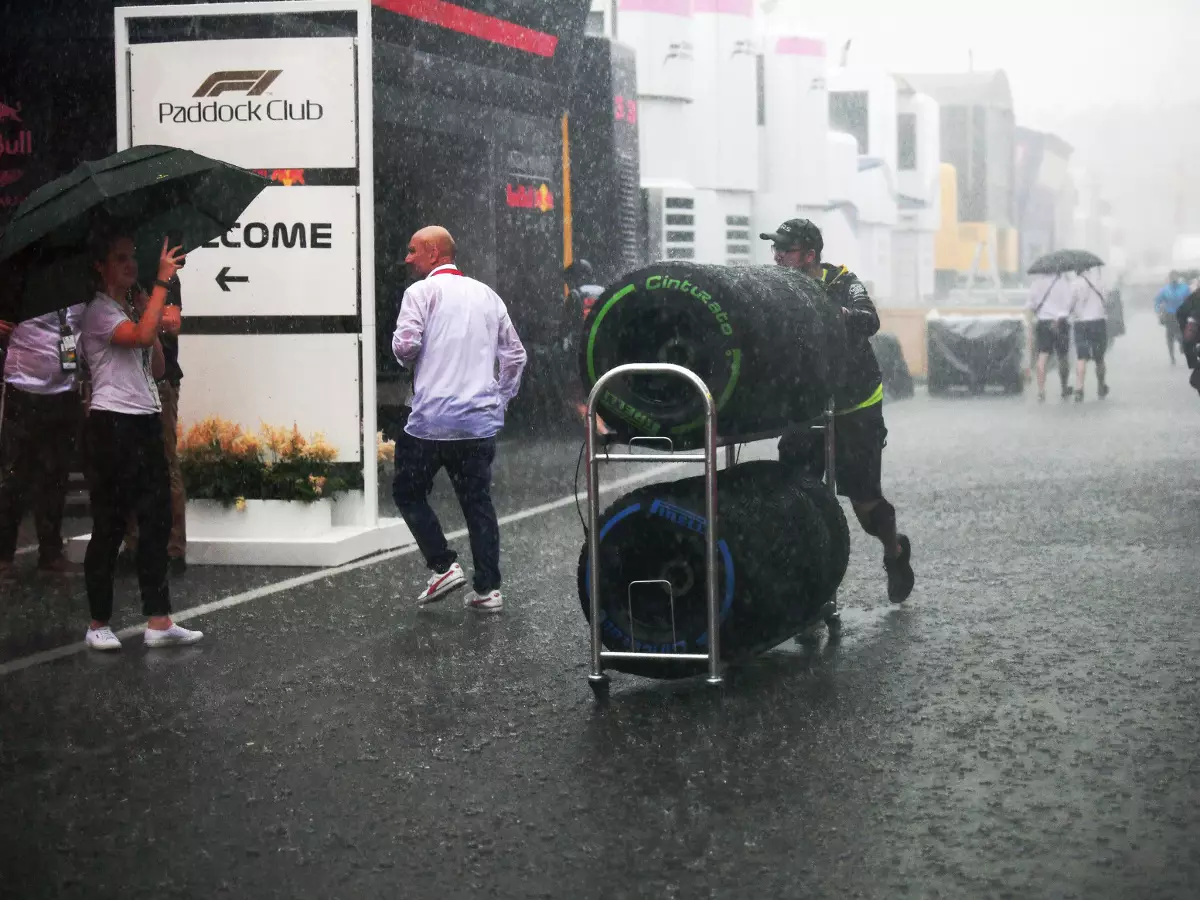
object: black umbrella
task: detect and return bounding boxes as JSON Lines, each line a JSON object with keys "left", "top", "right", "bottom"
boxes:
{"left": 1027, "top": 249, "right": 1105, "bottom": 276}
{"left": 0, "top": 145, "right": 269, "bottom": 322}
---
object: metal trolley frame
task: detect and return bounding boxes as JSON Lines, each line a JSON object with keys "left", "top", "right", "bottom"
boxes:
{"left": 583, "top": 363, "right": 837, "bottom": 700}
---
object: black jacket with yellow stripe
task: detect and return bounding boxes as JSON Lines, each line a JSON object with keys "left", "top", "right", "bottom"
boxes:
{"left": 817, "top": 263, "right": 884, "bottom": 412}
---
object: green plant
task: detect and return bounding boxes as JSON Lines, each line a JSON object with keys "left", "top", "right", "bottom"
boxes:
{"left": 178, "top": 418, "right": 355, "bottom": 507}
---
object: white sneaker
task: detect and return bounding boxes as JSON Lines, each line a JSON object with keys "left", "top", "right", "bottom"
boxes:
{"left": 465, "top": 590, "right": 503, "bottom": 613}
{"left": 144, "top": 623, "right": 204, "bottom": 648}
{"left": 86, "top": 626, "right": 122, "bottom": 652}
{"left": 417, "top": 563, "right": 467, "bottom": 604}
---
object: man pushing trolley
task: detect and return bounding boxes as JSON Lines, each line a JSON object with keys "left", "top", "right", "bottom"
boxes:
{"left": 763, "top": 218, "right": 916, "bottom": 607}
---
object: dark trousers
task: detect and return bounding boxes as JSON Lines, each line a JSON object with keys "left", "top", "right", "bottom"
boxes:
{"left": 392, "top": 432, "right": 501, "bottom": 594}
{"left": 124, "top": 381, "right": 187, "bottom": 559}
{"left": 1164, "top": 314, "right": 1183, "bottom": 360}
{"left": 0, "top": 386, "right": 81, "bottom": 564}
{"left": 84, "top": 411, "right": 171, "bottom": 622}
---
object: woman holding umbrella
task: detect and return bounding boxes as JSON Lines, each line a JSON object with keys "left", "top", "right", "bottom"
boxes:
{"left": 78, "top": 233, "right": 201, "bottom": 651}
{"left": 0, "top": 144, "right": 270, "bottom": 649}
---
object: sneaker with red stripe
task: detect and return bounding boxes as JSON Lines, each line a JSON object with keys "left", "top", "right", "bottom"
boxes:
{"left": 418, "top": 563, "right": 467, "bottom": 604}
{"left": 465, "top": 590, "right": 503, "bottom": 613}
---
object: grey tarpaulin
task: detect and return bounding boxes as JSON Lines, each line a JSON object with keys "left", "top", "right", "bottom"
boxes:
{"left": 926, "top": 314, "right": 1025, "bottom": 395}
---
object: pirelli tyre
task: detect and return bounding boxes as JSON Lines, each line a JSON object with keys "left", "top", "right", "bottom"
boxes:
{"left": 797, "top": 474, "right": 851, "bottom": 604}
{"left": 577, "top": 462, "right": 842, "bottom": 680}
{"left": 581, "top": 263, "right": 846, "bottom": 451}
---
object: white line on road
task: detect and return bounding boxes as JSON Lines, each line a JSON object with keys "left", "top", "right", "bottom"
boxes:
{"left": 0, "top": 462, "right": 687, "bottom": 678}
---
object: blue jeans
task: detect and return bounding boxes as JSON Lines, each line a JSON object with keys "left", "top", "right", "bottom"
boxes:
{"left": 391, "top": 432, "right": 501, "bottom": 593}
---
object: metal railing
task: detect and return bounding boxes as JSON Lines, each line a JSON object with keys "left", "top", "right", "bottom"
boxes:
{"left": 585, "top": 364, "right": 721, "bottom": 695}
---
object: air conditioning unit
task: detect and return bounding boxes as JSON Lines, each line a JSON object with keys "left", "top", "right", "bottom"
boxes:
{"left": 643, "top": 186, "right": 699, "bottom": 262}
{"left": 724, "top": 212, "right": 753, "bottom": 266}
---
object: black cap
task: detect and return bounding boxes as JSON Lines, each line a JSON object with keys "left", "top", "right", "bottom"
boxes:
{"left": 760, "top": 218, "right": 823, "bottom": 253}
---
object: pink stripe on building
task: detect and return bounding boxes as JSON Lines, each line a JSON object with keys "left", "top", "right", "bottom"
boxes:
{"left": 693, "top": 0, "right": 754, "bottom": 15}
{"left": 775, "top": 36, "right": 826, "bottom": 56}
{"left": 619, "top": 0, "right": 691, "bottom": 16}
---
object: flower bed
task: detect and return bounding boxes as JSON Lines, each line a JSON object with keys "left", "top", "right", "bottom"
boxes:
{"left": 178, "top": 418, "right": 359, "bottom": 507}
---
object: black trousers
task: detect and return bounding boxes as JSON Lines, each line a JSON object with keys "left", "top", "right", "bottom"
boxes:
{"left": 778, "top": 404, "right": 888, "bottom": 504}
{"left": 0, "top": 386, "right": 81, "bottom": 564}
{"left": 391, "top": 432, "right": 501, "bottom": 594}
{"left": 1164, "top": 314, "right": 1183, "bottom": 359}
{"left": 84, "top": 411, "right": 171, "bottom": 622}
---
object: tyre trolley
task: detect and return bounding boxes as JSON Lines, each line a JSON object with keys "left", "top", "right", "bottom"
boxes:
{"left": 583, "top": 363, "right": 837, "bottom": 700}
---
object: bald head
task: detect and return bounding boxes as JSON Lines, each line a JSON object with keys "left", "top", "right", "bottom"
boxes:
{"left": 406, "top": 226, "right": 457, "bottom": 278}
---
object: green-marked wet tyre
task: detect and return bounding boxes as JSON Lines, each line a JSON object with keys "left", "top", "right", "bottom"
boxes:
{"left": 581, "top": 263, "right": 846, "bottom": 450}
{"left": 577, "top": 461, "right": 843, "bottom": 680}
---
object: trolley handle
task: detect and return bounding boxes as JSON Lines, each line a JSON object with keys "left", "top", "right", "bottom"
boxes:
{"left": 584, "top": 364, "right": 723, "bottom": 688}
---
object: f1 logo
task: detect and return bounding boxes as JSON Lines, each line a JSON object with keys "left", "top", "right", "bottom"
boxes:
{"left": 193, "top": 70, "right": 283, "bottom": 98}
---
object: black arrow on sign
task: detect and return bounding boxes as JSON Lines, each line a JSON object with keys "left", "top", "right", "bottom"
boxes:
{"left": 216, "top": 266, "right": 249, "bottom": 292}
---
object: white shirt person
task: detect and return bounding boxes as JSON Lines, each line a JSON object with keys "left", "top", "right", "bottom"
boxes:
{"left": 389, "top": 226, "right": 526, "bottom": 614}
{"left": 392, "top": 263, "right": 526, "bottom": 441}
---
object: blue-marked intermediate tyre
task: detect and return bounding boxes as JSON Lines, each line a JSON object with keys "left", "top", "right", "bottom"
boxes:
{"left": 796, "top": 476, "right": 850, "bottom": 605}
{"left": 581, "top": 263, "right": 846, "bottom": 450}
{"left": 577, "top": 462, "right": 841, "bottom": 679}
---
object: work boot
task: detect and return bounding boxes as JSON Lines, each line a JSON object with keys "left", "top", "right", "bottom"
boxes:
{"left": 824, "top": 612, "right": 843, "bottom": 640}
{"left": 885, "top": 535, "right": 915, "bottom": 604}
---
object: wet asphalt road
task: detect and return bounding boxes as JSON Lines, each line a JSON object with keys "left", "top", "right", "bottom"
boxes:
{"left": 2, "top": 310, "right": 1199, "bottom": 899}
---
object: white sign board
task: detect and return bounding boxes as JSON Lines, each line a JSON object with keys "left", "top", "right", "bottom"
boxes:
{"left": 177, "top": 334, "right": 362, "bottom": 463}
{"left": 130, "top": 37, "right": 357, "bottom": 169}
{"left": 181, "top": 185, "right": 358, "bottom": 317}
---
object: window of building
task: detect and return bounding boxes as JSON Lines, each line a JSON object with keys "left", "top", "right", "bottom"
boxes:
{"left": 898, "top": 112, "right": 917, "bottom": 171}
{"left": 756, "top": 54, "right": 766, "bottom": 126}
{"left": 829, "top": 91, "right": 869, "bottom": 154}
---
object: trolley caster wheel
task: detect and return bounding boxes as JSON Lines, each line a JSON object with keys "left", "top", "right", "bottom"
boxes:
{"left": 588, "top": 676, "right": 611, "bottom": 702}
{"left": 825, "top": 613, "right": 843, "bottom": 642}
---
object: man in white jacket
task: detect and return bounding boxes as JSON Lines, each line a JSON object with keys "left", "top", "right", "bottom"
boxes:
{"left": 391, "top": 226, "right": 527, "bottom": 613}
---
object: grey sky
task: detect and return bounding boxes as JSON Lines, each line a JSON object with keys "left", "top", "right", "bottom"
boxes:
{"left": 768, "top": 0, "right": 1199, "bottom": 128}
{"left": 764, "top": 0, "right": 1200, "bottom": 258}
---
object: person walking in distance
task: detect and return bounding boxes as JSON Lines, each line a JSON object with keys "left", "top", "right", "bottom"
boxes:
{"left": 1153, "top": 271, "right": 1190, "bottom": 365}
{"left": 1071, "top": 270, "right": 1110, "bottom": 402}
{"left": 78, "top": 233, "right": 201, "bottom": 651}
{"left": 762, "top": 218, "right": 916, "bottom": 608}
{"left": 1176, "top": 286, "right": 1200, "bottom": 397}
{"left": 1026, "top": 272, "right": 1076, "bottom": 402}
{"left": 391, "top": 226, "right": 527, "bottom": 613}
{"left": 0, "top": 302, "right": 86, "bottom": 577}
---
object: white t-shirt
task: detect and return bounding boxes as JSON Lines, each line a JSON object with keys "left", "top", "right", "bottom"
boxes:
{"left": 79, "top": 293, "right": 161, "bottom": 415}
{"left": 1026, "top": 274, "right": 1075, "bottom": 320}
{"left": 2, "top": 305, "right": 86, "bottom": 395}
{"left": 1072, "top": 274, "right": 1107, "bottom": 322}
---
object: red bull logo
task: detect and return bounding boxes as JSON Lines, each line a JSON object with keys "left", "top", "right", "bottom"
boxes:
{"left": 505, "top": 182, "right": 554, "bottom": 213}
{"left": 270, "top": 168, "right": 306, "bottom": 186}
{"left": 0, "top": 100, "right": 32, "bottom": 161}
{"left": 0, "top": 131, "right": 32, "bottom": 160}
